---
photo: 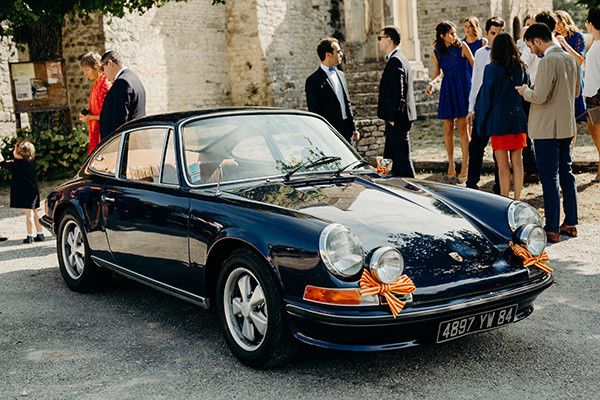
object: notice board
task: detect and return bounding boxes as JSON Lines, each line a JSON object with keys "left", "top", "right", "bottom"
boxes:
{"left": 9, "top": 60, "right": 69, "bottom": 113}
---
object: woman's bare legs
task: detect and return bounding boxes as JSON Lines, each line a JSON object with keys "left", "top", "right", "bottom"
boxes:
{"left": 443, "top": 119, "right": 455, "bottom": 175}
{"left": 588, "top": 119, "right": 600, "bottom": 179}
{"left": 457, "top": 117, "right": 470, "bottom": 178}
{"left": 495, "top": 150, "right": 511, "bottom": 197}
{"left": 511, "top": 149, "right": 524, "bottom": 200}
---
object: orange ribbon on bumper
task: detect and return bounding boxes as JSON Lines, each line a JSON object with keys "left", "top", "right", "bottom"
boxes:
{"left": 359, "top": 270, "right": 416, "bottom": 318}
{"left": 509, "top": 242, "right": 553, "bottom": 273}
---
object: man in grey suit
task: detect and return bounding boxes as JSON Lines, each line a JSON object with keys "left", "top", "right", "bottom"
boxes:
{"left": 377, "top": 26, "right": 417, "bottom": 177}
{"left": 516, "top": 23, "right": 579, "bottom": 243}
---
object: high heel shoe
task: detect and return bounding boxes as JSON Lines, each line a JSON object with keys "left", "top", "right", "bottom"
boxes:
{"left": 457, "top": 172, "right": 467, "bottom": 183}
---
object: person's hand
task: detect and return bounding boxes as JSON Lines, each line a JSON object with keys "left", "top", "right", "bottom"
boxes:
{"left": 425, "top": 83, "right": 434, "bottom": 97}
{"left": 515, "top": 85, "right": 528, "bottom": 96}
{"left": 352, "top": 131, "right": 360, "bottom": 143}
{"left": 79, "top": 114, "right": 92, "bottom": 123}
{"left": 387, "top": 121, "right": 395, "bottom": 127}
{"left": 556, "top": 34, "right": 567, "bottom": 47}
{"left": 467, "top": 112, "right": 475, "bottom": 126}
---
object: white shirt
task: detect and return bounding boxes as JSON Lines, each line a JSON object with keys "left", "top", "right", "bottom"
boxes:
{"left": 468, "top": 45, "right": 491, "bottom": 112}
{"left": 115, "top": 67, "right": 127, "bottom": 80}
{"left": 518, "top": 39, "right": 540, "bottom": 84}
{"left": 320, "top": 64, "right": 347, "bottom": 120}
{"left": 544, "top": 44, "right": 559, "bottom": 56}
{"left": 584, "top": 40, "right": 600, "bottom": 97}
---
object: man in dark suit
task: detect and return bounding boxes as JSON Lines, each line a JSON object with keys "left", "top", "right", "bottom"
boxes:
{"left": 305, "top": 38, "right": 359, "bottom": 144}
{"left": 377, "top": 26, "right": 417, "bottom": 177}
{"left": 99, "top": 50, "right": 146, "bottom": 140}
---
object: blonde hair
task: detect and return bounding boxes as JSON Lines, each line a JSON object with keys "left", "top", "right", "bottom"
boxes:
{"left": 555, "top": 10, "right": 579, "bottom": 37}
{"left": 463, "top": 16, "right": 483, "bottom": 39}
{"left": 16, "top": 141, "right": 35, "bottom": 161}
{"left": 80, "top": 51, "right": 102, "bottom": 70}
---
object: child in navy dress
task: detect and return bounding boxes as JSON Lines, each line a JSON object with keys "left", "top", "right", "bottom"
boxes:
{"left": 0, "top": 141, "right": 45, "bottom": 243}
{"left": 426, "top": 21, "right": 474, "bottom": 182}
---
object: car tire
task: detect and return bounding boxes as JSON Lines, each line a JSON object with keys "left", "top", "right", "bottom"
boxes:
{"left": 57, "top": 209, "right": 110, "bottom": 292}
{"left": 216, "top": 248, "right": 298, "bottom": 368}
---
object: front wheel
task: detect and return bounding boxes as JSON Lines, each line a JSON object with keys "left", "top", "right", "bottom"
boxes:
{"left": 57, "top": 210, "right": 109, "bottom": 292}
{"left": 216, "top": 249, "right": 297, "bottom": 368}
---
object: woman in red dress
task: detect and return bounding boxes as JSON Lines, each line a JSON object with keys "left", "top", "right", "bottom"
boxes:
{"left": 79, "top": 52, "right": 111, "bottom": 154}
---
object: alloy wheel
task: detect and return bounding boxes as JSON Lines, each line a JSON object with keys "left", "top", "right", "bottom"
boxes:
{"left": 61, "top": 220, "right": 86, "bottom": 280}
{"left": 223, "top": 267, "right": 268, "bottom": 351}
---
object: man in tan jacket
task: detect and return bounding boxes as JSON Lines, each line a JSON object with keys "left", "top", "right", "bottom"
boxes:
{"left": 516, "top": 23, "right": 579, "bottom": 243}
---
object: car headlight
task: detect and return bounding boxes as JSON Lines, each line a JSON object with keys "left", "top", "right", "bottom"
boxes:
{"left": 319, "top": 223, "right": 365, "bottom": 277}
{"left": 369, "top": 247, "right": 404, "bottom": 284}
{"left": 508, "top": 201, "right": 543, "bottom": 231}
{"left": 518, "top": 224, "right": 547, "bottom": 256}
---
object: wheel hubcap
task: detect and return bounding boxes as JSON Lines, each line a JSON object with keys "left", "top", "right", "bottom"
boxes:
{"left": 224, "top": 267, "right": 268, "bottom": 351}
{"left": 61, "top": 220, "right": 85, "bottom": 280}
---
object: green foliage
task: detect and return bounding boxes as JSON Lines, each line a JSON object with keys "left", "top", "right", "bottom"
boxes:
{"left": 577, "top": 0, "right": 600, "bottom": 10}
{"left": 0, "top": 126, "right": 89, "bottom": 185}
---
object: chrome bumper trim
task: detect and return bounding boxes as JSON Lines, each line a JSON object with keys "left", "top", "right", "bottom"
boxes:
{"left": 287, "top": 273, "right": 553, "bottom": 321}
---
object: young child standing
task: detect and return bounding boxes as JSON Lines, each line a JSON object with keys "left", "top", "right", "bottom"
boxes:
{"left": 0, "top": 141, "right": 45, "bottom": 243}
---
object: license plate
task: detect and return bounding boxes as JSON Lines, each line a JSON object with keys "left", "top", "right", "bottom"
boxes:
{"left": 436, "top": 304, "right": 518, "bottom": 343}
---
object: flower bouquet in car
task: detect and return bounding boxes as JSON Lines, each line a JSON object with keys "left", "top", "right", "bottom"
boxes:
{"left": 375, "top": 156, "right": 393, "bottom": 176}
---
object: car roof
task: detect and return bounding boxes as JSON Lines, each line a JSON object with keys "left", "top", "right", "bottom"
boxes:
{"left": 117, "top": 107, "right": 321, "bottom": 131}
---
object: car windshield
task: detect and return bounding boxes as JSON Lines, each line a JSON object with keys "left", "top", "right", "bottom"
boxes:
{"left": 181, "top": 113, "right": 366, "bottom": 185}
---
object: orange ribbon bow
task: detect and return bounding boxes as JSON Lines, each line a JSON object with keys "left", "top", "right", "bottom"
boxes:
{"left": 359, "top": 270, "right": 416, "bottom": 318}
{"left": 509, "top": 242, "right": 553, "bottom": 273}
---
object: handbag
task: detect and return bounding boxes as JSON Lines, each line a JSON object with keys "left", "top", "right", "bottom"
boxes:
{"left": 586, "top": 93, "right": 600, "bottom": 125}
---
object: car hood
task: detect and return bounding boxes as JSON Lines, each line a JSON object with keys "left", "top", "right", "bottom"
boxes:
{"left": 230, "top": 177, "right": 527, "bottom": 300}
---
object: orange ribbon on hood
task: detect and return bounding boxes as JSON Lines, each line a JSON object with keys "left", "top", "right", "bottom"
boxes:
{"left": 359, "top": 270, "right": 416, "bottom": 318}
{"left": 509, "top": 242, "right": 553, "bottom": 273}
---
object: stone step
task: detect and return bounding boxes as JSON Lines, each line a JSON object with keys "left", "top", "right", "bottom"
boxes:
{"left": 344, "top": 62, "right": 383, "bottom": 73}
{"left": 344, "top": 70, "right": 382, "bottom": 81}
{"left": 347, "top": 81, "right": 380, "bottom": 94}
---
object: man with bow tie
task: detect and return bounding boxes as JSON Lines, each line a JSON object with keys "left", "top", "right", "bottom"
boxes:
{"left": 305, "top": 38, "right": 360, "bottom": 144}
{"left": 377, "top": 26, "right": 417, "bottom": 177}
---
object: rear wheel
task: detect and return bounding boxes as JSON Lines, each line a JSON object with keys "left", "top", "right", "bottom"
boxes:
{"left": 57, "top": 210, "right": 110, "bottom": 292}
{"left": 216, "top": 249, "right": 297, "bottom": 368}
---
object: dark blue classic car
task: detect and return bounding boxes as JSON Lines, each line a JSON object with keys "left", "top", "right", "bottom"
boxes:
{"left": 42, "top": 109, "right": 553, "bottom": 368}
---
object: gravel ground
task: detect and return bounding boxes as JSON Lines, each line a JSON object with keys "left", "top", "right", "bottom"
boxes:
{"left": 0, "top": 173, "right": 599, "bottom": 399}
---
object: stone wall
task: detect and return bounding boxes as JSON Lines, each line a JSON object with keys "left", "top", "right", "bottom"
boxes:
{"left": 227, "top": 0, "right": 336, "bottom": 109}
{"left": 416, "top": 0, "right": 553, "bottom": 74}
{"left": 103, "top": 0, "right": 230, "bottom": 115}
{"left": 62, "top": 13, "right": 106, "bottom": 123}
{"left": 0, "top": 37, "right": 18, "bottom": 135}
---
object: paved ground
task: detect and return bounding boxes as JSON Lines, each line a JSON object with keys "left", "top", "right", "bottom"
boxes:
{"left": 1, "top": 175, "right": 599, "bottom": 399}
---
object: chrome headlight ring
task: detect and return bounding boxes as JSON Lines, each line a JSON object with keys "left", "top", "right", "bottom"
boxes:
{"left": 508, "top": 201, "right": 543, "bottom": 232}
{"left": 369, "top": 246, "right": 404, "bottom": 284}
{"left": 517, "top": 224, "right": 547, "bottom": 256}
{"left": 319, "top": 223, "right": 365, "bottom": 278}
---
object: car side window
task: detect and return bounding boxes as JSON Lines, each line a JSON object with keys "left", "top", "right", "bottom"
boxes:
{"left": 120, "top": 128, "right": 168, "bottom": 183}
{"left": 89, "top": 135, "right": 121, "bottom": 176}
{"left": 161, "top": 130, "right": 179, "bottom": 185}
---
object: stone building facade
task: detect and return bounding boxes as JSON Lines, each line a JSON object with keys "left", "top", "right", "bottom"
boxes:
{"left": 1, "top": 0, "right": 552, "bottom": 159}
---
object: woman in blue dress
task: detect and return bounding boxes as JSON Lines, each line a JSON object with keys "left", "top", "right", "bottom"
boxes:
{"left": 462, "top": 16, "right": 487, "bottom": 76}
{"left": 556, "top": 10, "right": 587, "bottom": 122}
{"left": 426, "top": 21, "right": 474, "bottom": 181}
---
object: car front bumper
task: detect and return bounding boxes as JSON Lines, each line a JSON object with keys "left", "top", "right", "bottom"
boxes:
{"left": 285, "top": 272, "right": 553, "bottom": 351}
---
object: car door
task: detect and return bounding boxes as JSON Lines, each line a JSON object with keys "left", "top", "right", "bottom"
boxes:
{"left": 102, "top": 127, "right": 192, "bottom": 290}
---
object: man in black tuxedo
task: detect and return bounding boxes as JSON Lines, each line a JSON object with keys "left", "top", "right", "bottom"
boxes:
{"left": 377, "top": 26, "right": 417, "bottom": 178}
{"left": 305, "top": 38, "right": 360, "bottom": 144}
{"left": 99, "top": 50, "right": 146, "bottom": 140}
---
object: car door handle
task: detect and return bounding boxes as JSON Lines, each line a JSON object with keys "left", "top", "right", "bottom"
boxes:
{"left": 101, "top": 194, "right": 116, "bottom": 203}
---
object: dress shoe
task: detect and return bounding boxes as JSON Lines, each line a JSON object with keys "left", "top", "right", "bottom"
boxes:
{"left": 559, "top": 224, "right": 578, "bottom": 238}
{"left": 546, "top": 231, "right": 560, "bottom": 243}
{"left": 33, "top": 233, "right": 45, "bottom": 242}
{"left": 22, "top": 236, "right": 33, "bottom": 244}
{"left": 0, "top": 236, "right": 7, "bottom": 242}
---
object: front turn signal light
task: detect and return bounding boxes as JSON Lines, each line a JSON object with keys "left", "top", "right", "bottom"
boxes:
{"left": 303, "top": 285, "right": 379, "bottom": 306}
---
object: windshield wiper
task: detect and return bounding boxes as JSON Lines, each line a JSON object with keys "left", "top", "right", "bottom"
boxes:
{"left": 283, "top": 156, "right": 342, "bottom": 181}
{"left": 334, "top": 160, "right": 370, "bottom": 176}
